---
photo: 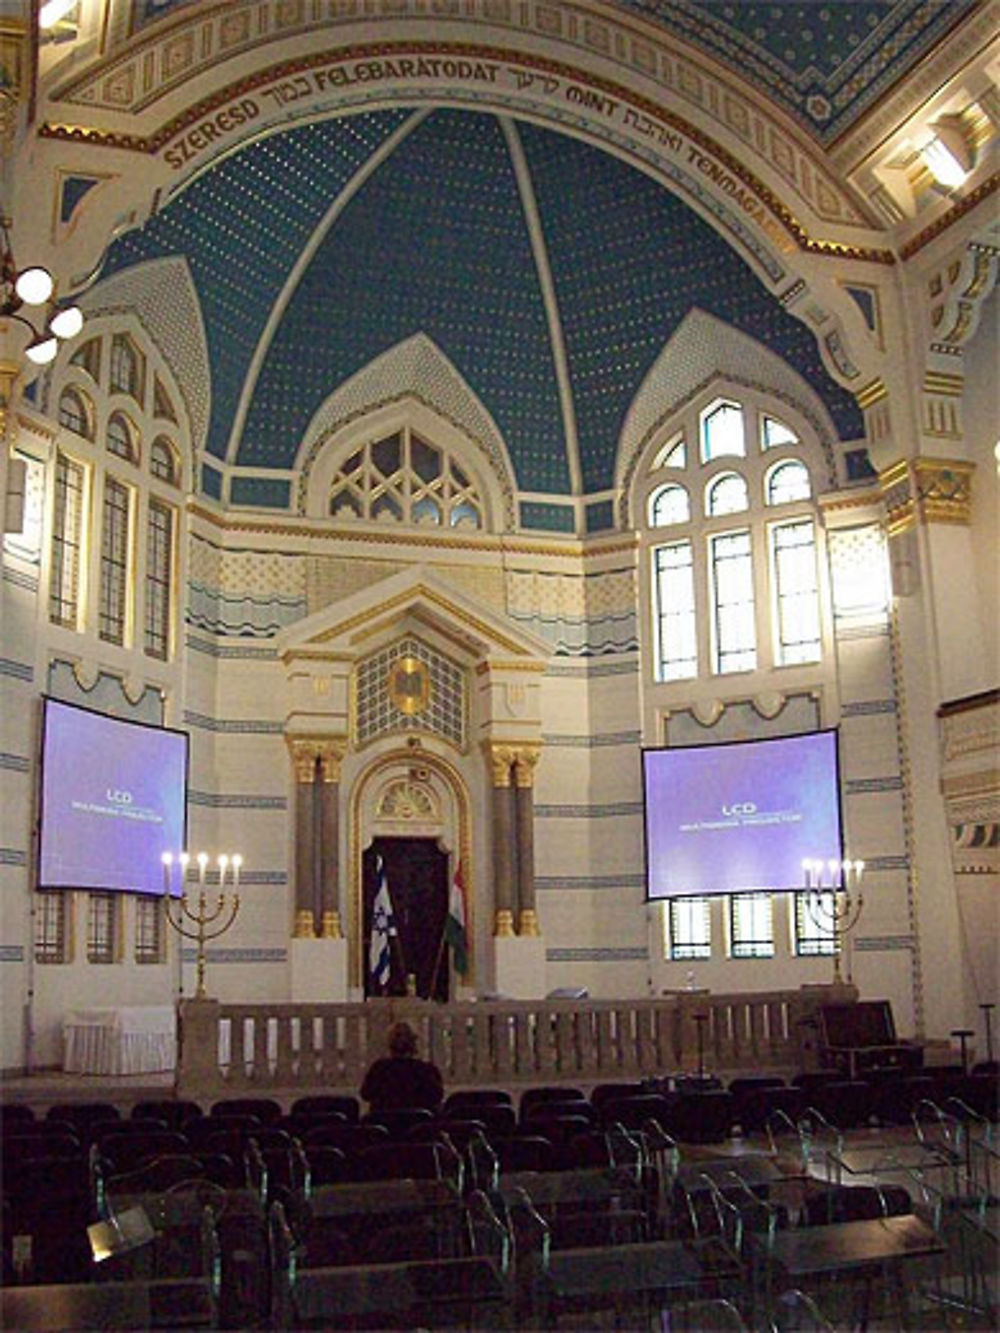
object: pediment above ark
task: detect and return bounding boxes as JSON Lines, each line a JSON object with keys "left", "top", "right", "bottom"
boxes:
{"left": 275, "top": 566, "right": 551, "bottom": 668}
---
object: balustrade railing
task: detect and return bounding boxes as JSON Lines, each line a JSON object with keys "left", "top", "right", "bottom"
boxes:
{"left": 176, "top": 983, "right": 854, "bottom": 1097}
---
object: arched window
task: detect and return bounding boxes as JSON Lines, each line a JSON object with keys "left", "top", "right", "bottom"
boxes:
{"left": 69, "top": 337, "right": 101, "bottom": 382}
{"left": 107, "top": 412, "right": 137, "bottom": 464}
{"left": 701, "top": 400, "right": 745, "bottom": 461}
{"left": 649, "top": 483, "right": 689, "bottom": 527}
{"left": 762, "top": 415, "right": 798, "bottom": 449}
{"left": 110, "top": 334, "right": 143, "bottom": 400}
{"left": 328, "top": 428, "right": 483, "bottom": 530}
{"left": 58, "top": 388, "right": 93, "bottom": 439}
{"left": 706, "top": 471, "right": 748, "bottom": 516}
{"left": 150, "top": 437, "right": 178, "bottom": 485}
{"left": 641, "top": 391, "right": 824, "bottom": 682}
{"left": 767, "top": 459, "right": 811, "bottom": 505}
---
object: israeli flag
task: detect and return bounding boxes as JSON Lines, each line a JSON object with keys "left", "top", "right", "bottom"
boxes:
{"left": 369, "top": 856, "right": 397, "bottom": 990}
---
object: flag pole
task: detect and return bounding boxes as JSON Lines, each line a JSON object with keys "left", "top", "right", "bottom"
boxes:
{"left": 429, "top": 921, "right": 449, "bottom": 1000}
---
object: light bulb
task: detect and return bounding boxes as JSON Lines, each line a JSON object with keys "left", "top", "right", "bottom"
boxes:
{"left": 25, "top": 335, "right": 58, "bottom": 365}
{"left": 15, "top": 266, "right": 54, "bottom": 306}
{"left": 49, "top": 305, "right": 83, "bottom": 339}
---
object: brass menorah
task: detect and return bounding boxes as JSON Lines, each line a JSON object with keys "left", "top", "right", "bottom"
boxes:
{"left": 162, "top": 851, "right": 241, "bottom": 998}
{"left": 803, "top": 858, "right": 865, "bottom": 985}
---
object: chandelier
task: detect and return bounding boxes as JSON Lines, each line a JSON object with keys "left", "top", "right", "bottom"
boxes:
{"left": 1, "top": 216, "right": 84, "bottom": 367}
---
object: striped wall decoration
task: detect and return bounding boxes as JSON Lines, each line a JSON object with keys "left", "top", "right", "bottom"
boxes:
{"left": 845, "top": 776, "right": 904, "bottom": 794}
{"left": 188, "top": 790, "right": 288, "bottom": 810}
{"left": 2, "top": 567, "right": 39, "bottom": 592}
{"left": 842, "top": 700, "right": 898, "bottom": 717}
{"left": 185, "top": 635, "right": 278, "bottom": 660}
{"left": 0, "top": 848, "right": 27, "bottom": 866}
{"left": 546, "top": 946, "right": 648, "bottom": 962}
{"left": 182, "top": 947, "right": 287, "bottom": 964}
{"left": 535, "top": 802, "right": 644, "bottom": 819}
{"left": 542, "top": 731, "right": 641, "bottom": 748}
{"left": 536, "top": 874, "right": 645, "bottom": 892}
{"left": 0, "top": 753, "right": 30, "bottom": 773}
{"left": 0, "top": 658, "right": 33, "bottom": 682}
{"left": 0, "top": 945, "right": 25, "bottom": 962}
{"left": 183, "top": 711, "right": 284, "bottom": 734}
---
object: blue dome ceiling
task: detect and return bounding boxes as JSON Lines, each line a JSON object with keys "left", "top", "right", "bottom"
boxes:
{"left": 100, "top": 107, "right": 863, "bottom": 497}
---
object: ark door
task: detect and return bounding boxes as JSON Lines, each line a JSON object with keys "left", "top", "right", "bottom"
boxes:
{"left": 363, "top": 838, "right": 449, "bottom": 1000}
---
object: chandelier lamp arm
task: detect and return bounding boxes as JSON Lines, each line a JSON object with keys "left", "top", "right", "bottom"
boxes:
{"left": 1, "top": 215, "right": 85, "bottom": 367}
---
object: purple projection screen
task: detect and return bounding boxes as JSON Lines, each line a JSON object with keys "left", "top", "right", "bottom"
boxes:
{"left": 642, "top": 730, "right": 842, "bottom": 899}
{"left": 38, "top": 698, "right": 188, "bottom": 896}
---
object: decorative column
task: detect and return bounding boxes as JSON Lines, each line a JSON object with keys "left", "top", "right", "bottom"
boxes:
{"left": 317, "top": 740, "right": 347, "bottom": 939}
{"left": 513, "top": 745, "right": 542, "bottom": 936}
{"left": 289, "top": 739, "right": 319, "bottom": 938}
{"left": 486, "top": 743, "right": 517, "bottom": 937}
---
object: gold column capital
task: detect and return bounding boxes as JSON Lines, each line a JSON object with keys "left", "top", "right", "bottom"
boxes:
{"left": 287, "top": 739, "right": 320, "bottom": 784}
{"left": 483, "top": 741, "right": 517, "bottom": 787}
{"left": 512, "top": 744, "right": 543, "bottom": 788}
{"left": 318, "top": 738, "right": 349, "bottom": 784}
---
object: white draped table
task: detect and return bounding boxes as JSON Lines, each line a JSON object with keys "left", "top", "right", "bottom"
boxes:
{"left": 62, "top": 1005, "right": 176, "bottom": 1074}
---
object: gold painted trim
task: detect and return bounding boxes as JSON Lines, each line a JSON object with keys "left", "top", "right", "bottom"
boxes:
{"left": 348, "top": 747, "right": 473, "bottom": 989}
{"left": 476, "top": 660, "right": 549, "bottom": 675}
{"left": 855, "top": 379, "right": 887, "bottom": 410}
{"left": 901, "top": 173, "right": 1000, "bottom": 261}
{"left": 316, "top": 583, "right": 535, "bottom": 658}
{"left": 923, "top": 372, "right": 964, "bottom": 397}
{"left": 187, "top": 501, "right": 638, "bottom": 559}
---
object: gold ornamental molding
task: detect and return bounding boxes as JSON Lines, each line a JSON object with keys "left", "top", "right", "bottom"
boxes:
{"left": 518, "top": 908, "right": 541, "bottom": 937}
{"left": 923, "top": 372, "right": 964, "bottom": 398}
{"left": 879, "top": 457, "right": 974, "bottom": 535}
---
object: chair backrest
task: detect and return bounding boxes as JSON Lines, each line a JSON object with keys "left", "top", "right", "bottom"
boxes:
{"left": 363, "top": 1106, "right": 435, "bottom": 1138}
{"left": 521, "top": 1099, "right": 595, "bottom": 1127}
{"left": 442, "top": 1089, "right": 513, "bottom": 1113}
{"left": 210, "top": 1098, "right": 282, "bottom": 1125}
{"left": 131, "top": 1100, "right": 203, "bottom": 1130}
{"left": 46, "top": 1101, "right": 121, "bottom": 1128}
{"left": 519, "top": 1086, "right": 586, "bottom": 1114}
{"left": 290, "top": 1094, "right": 359, "bottom": 1123}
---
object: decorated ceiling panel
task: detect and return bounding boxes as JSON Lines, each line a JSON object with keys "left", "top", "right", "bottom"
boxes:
{"left": 127, "top": 0, "right": 976, "bottom": 142}
{"left": 95, "top": 105, "right": 863, "bottom": 499}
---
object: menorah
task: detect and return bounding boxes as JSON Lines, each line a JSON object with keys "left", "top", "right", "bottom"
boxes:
{"left": 803, "top": 857, "right": 865, "bottom": 985}
{"left": 161, "top": 851, "right": 241, "bottom": 998}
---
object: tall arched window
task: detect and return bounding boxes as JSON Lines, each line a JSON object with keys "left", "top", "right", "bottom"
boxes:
{"left": 150, "top": 437, "right": 178, "bottom": 485}
{"left": 640, "top": 390, "right": 824, "bottom": 682}
{"left": 107, "top": 412, "right": 137, "bottom": 464}
{"left": 58, "top": 388, "right": 93, "bottom": 439}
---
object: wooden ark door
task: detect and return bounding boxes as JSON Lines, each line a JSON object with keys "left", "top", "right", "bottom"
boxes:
{"left": 363, "top": 838, "right": 449, "bottom": 1000}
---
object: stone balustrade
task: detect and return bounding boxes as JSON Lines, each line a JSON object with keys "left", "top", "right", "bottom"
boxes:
{"left": 176, "top": 983, "right": 856, "bottom": 1098}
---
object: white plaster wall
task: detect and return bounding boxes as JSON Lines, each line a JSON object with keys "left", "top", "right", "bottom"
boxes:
{"left": 962, "top": 287, "right": 1000, "bottom": 695}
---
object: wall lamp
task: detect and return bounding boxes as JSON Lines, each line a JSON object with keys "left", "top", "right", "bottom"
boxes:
{"left": 921, "top": 115, "right": 975, "bottom": 189}
{"left": 1, "top": 217, "right": 84, "bottom": 367}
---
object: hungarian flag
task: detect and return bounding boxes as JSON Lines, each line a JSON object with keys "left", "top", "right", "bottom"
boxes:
{"left": 444, "top": 859, "right": 469, "bottom": 977}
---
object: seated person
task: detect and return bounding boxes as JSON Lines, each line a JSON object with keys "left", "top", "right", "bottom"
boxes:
{"left": 361, "top": 1021, "right": 444, "bottom": 1112}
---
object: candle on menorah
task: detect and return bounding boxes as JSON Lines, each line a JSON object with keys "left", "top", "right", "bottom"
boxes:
{"left": 803, "top": 857, "right": 865, "bottom": 985}
{"left": 162, "top": 850, "right": 241, "bottom": 998}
